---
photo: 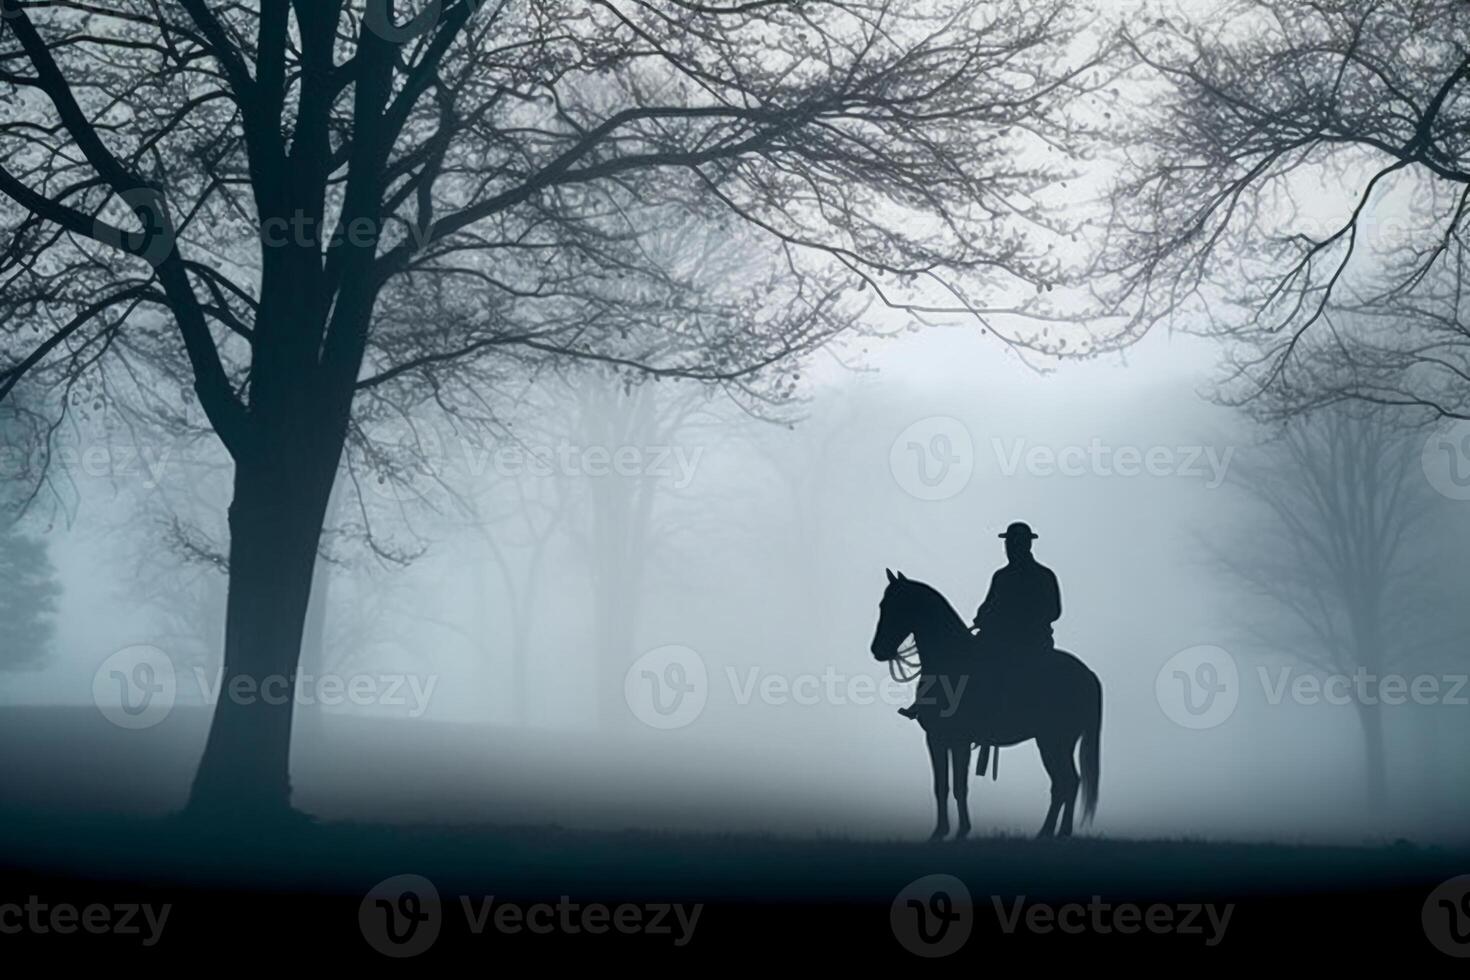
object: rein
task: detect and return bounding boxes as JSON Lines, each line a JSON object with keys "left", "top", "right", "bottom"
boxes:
{"left": 886, "top": 626, "right": 979, "bottom": 684}
{"left": 886, "top": 640, "right": 923, "bottom": 683}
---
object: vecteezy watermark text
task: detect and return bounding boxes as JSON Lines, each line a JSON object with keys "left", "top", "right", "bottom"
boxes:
{"left": 725, "top": 665, "right": 966, "bottom": 713}
{"left": 1258, "top": 666, "right": 1468, "bottom": 707}
{"left": 890, "top": 876, "right": 1233, "bottom": 956}
{"left": 366, "top": 422, "right": 705, "bottom": 501}
{"left": 0, "top": 438, "right": 174, "bottom": 489}
{"left": 93, "top": 645, "right": 438, "bottom": 730}
{"left": 887, "top": 417, "right": 1237, "bottom": 501}
{"left": 624, "top": 644, "right": 971, "bottom": 731}
{"left": 358, "top": 874, "right": 701, "bottom": 958}
{"left": 492, "top": 442, "right": 702, "bottom": 487}
{"left": 0, "top": 897, "right": 171, "bottom": 947}
{"left": 461, "top": 895, "right": 701, "bottom": 945}
{"left": 1157, "top": 644, "right": 1469, "bottom": 730}
{"left": 992, "top": 438, "right": 1234, "bottom": 488}
{"left": 992, "top": 895, "right": 1233, "bottom": 946}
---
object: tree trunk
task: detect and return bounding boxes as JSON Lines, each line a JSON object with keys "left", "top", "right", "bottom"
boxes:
{"left": 292, "top": 548, "right": 333, "bottom": 753}
{"left": 1347, "top": 600, "right": 1389, "bottom": 812}
{"left": 596, "top": 581, "right": 638, "bottom": 729}
{"left": 294, "top": 481, "right": 343, "bottom": 751}
{"left": 1415, "top": 703, "right": 1442, "bottom": 811}
{"left": 511, "top": 535, "right": 553, "bottom": 726}
{"left": 1358, "top": 699, "right": 1388, "bottom": 810}
{"left": 509, "top": 615, "right": 529, "bottom": 726}
{"left": 184, "top": 452, "right": 338, "bottom": 820}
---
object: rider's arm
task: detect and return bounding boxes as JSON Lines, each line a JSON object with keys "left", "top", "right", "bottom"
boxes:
{"left": 973, "top": 571, "right": 1003, "bottom": 628}
{"left": 1044, "top": 568, "right": 1061, "bottom": 624}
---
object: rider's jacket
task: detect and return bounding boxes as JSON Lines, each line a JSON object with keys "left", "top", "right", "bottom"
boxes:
{"left": 972, "top": 557, "right": 1061, "bottom": 652}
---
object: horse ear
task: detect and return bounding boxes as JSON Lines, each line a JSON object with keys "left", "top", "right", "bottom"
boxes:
{"left": 885, "top": 568, "right": 896, "bottom": 584}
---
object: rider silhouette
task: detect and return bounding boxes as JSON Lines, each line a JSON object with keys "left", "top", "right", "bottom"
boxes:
{"left": 899, "top": 521, "right": 1060, "bottom": 721}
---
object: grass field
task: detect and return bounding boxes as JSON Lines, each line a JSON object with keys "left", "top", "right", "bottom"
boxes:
{"left": 1, "top": 703, "right": 1465, "bottom": 963}
{"left": 0, "top": 809, "right": 1463, "bottom": 963}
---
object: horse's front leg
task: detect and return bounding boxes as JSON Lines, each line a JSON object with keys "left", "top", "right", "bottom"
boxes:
{"left": 950, "top": 742, "right": 972, "bottom": 839}
{"left": 925, "top": 731, "right": 950, "bottom": 841}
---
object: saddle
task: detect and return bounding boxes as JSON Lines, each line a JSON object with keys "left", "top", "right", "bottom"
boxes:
{"left": 964, "top": 626, "right": 1058, "bottom": 780}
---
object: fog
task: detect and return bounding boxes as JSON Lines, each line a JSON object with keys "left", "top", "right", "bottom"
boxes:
{"left": 6, "top": 323, "right": 1465, "bottom": 846}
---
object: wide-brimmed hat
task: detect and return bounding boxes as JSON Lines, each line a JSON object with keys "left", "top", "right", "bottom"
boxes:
{"left": 999, "top": 521, "right": 1039, "bottom": 540}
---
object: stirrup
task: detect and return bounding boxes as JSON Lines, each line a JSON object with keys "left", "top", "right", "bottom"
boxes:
{"left": 975, "top": 743, "right": 1000, "bottom": 780}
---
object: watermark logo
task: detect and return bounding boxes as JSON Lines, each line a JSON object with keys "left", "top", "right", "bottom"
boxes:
{"left": 1424, "top": 875, "right": 1470, "bottom": 958}
{"left": 93, "top": 186, "right": 176, "bottom": 268}
{"left": 363, "top": 0, "right": 443, "bottom": 43}
{"left": 360, "top": 874, "right": 442, "bottom": 958}
{"left": 1422, "top": 420, "right": 1470, "bottom": 501}
{"left": 890, "top": 417, "right": 974, "bottom": 501}
{"left": 92, "top": 645, "right": 176, "bottom": 730}
{"left": 891, "top": 874, "right": 973, "bottom": 958}
{"left": 1156, "top": 645, "right": 1238, "bottom": 730}
{"left": 625, "top": 645, "right": 707, "bottom": 730}
{"left": 363, "top": 0, "right": 497, "bottom": 43}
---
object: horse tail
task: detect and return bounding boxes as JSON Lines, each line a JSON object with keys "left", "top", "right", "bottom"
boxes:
{"left": 1079, "top": 675, "right": 1101, "bottom": 825}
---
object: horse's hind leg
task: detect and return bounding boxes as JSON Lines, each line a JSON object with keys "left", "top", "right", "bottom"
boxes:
{"left": 1038, "top": 735, "right": 1081, "bottom": 838}
{"left": 926, "top": 731, "right": 950, "bottom": 841}
{"left": 1059, "top": 738, "right": 1082, "bottom": 836}
{"left": 950, "top": 742, "right": 972, "bottom": 840}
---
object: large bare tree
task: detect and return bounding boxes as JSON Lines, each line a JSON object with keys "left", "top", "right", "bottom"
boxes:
{"left": 1105, "top": 0, "right": 1470, "bottom": 418}
{"left": 0, "top": 0, "right": 1108, "bottom": 817}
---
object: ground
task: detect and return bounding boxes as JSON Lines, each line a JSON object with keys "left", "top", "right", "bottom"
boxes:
{"left": 0, "top": 705, "right": 1464, "bottom": 963}
{"left": 0, "top": 807, "right": 1463, "bottom": 963}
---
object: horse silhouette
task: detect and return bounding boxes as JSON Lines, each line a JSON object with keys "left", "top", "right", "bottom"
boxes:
{"left": 870, "top": 569, "right": 1102, "bottom": 839}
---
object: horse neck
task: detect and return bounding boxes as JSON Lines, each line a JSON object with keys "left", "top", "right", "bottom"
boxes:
{"left": 911, "top": 596, "right": 970, "bottom": 669}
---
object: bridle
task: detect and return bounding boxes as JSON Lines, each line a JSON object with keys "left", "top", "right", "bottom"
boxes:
{"left": 886, "top": 639, "right": 922, "bottom": 683}
{"left": 885, "top": 626, "right": 980, "bottom": 684}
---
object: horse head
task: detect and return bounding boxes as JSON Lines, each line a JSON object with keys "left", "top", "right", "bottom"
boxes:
{"left": 871, "top": 568, "right": 904, "bottom": 661}
{"left": 871, "top": 568, "right": 973, "bottom": 666}
{"left": 871, "top": 568, "right": 927, "bottom": 661}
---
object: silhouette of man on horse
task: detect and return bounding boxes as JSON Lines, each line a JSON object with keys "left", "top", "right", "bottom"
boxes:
{"left": 898, "top": 521, "right": 1060, "bottom": 723}
{"left": 869, "top": 528, "right": 1101, "bottom": 839}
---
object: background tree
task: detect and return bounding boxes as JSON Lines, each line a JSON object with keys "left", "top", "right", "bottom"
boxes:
{"left": 742, "top": 382, "right": 871, "bottom": 640}
{"left": 1211, "top": 404, "right": 1443, "bottom": 806}
{"left": 568, "top": 371, "right": 712, "bottom": 728}
{"left": 0, "top": 392, "right": 66, "bottom": 672}
{"left": 0, "top": 518, "right": 60, "bottom": 672}
{"left": 469, "top": 473, "right": 569, "bottom": 727}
